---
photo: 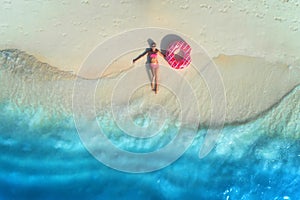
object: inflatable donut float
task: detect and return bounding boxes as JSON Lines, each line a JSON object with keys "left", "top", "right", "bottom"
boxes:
{"left": 166, "top": 41, "right": 191, "bottom": 69}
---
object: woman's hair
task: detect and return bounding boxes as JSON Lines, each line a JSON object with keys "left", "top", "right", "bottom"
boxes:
{"left": 151, "top": 42, "right": 156, "bottom": 47}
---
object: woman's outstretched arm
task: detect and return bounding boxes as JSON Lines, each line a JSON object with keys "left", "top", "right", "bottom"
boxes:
{"left": 158, "top": 50, "right": 166, "bottom": 58}
{"left": 133, "top": 49, "right": 148, "bottom": 63}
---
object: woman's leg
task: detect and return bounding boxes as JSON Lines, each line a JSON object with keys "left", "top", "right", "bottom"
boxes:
{"left": 154, "top": 67, "right": 159, "bottom": 94}
{"left": 150, "top": 67, "right": 155, "bottom": 90}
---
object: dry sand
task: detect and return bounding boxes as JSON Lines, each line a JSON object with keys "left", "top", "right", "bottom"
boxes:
{"left": 1, "top": 0, "right": 299, "bottom": 71}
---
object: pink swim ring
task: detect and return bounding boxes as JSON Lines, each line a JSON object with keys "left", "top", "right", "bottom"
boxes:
{"left": 165, "top": 41, "right": 191, "bottom": 69}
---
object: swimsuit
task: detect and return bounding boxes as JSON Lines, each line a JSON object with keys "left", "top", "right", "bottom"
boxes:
{"left": 150, "top": 52, "right": 159, "bottom": 69}
{"left": 150, "top": 63, "right": 159, "bottom": 68}
{"left": 150, "top": 53, "right": 157, "bottom": 59}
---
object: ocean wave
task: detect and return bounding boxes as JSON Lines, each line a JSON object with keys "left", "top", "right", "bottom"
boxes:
{"left": 0, "top": 49, "right": 75, "bottom": 80}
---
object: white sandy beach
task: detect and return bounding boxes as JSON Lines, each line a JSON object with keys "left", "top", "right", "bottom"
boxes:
{"left": 0, "top": 0, "right": 300, "bottom": 124}
{"left": 1, "top": 0, "right": 300, "bottom": 70}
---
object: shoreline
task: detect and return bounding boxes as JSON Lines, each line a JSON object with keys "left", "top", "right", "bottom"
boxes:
{"left": 0, "top": 49, "right": 299, "bottom": 126}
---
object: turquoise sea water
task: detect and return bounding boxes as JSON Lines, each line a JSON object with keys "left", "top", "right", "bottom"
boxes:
{"left": 0, "top": 50, "right": 299, "bottom": 199}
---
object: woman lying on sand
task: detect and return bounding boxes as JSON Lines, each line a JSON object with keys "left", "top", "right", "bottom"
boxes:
{"left": 133, "top": 42, "right": 165, "bottom": 94}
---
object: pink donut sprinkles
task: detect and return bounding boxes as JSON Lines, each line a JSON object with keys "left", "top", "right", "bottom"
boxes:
{"left": 166, "top": 41, "right": 192, "bottom": 69}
